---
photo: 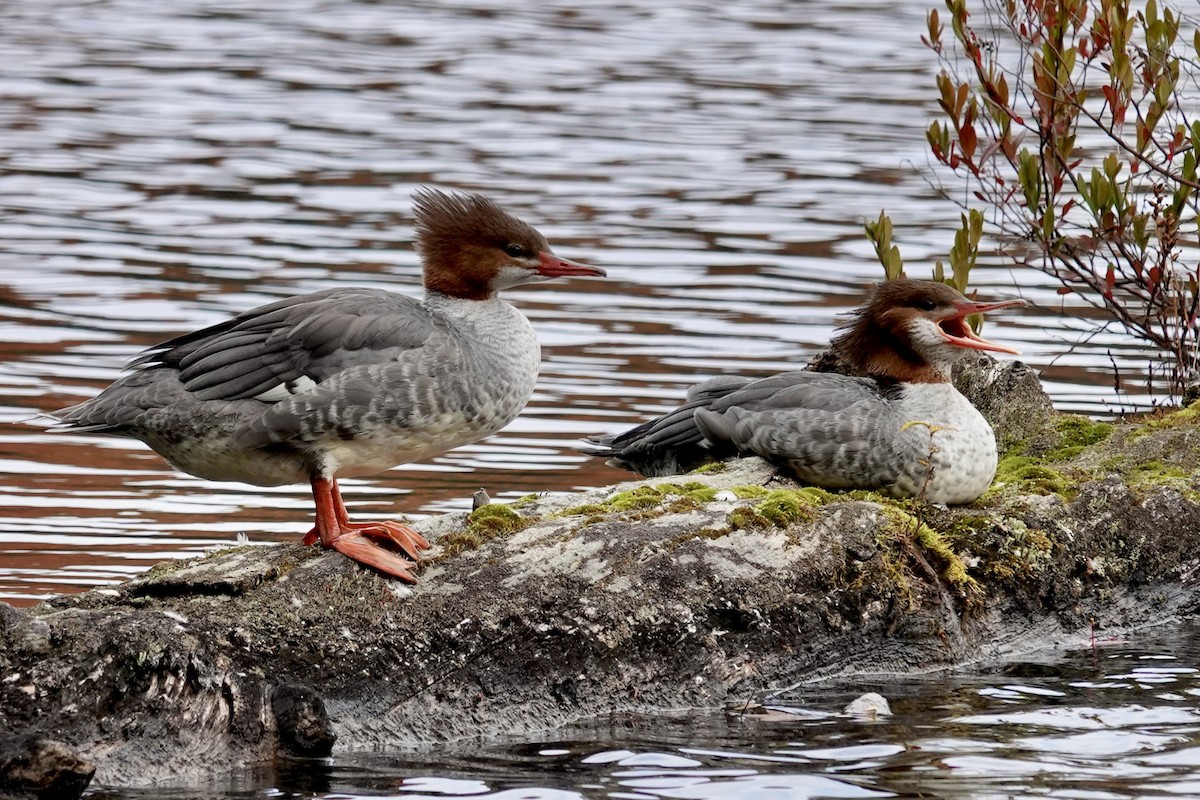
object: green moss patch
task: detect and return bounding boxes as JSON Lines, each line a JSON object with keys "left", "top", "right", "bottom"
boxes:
{"left": 877, "top": 507, "right": 982, "bottom": 602}
{"left": 560, "top": 481, "right": 727, "bottom": 518}
{"left": 759, "top": 490, "right": 814, "bottom": 526}
{"left": 985, "top": 414, "right": 1113, "bottom": 500}
{"left": 725, "top": 488, "right": 827, "bottom": 531}
{"left": 986, "top": 456, "right": 1071, "bottom": 498}
{"left": 510, "top": 494, "right": 540, "bottom": 509}
{"left": 1044, "top": 415, "right": 1114, "bottom": 460}
{"left": 439, "top": 504, "right": 531, "bottom": 557}
{"left": 1127, "top": 400, "right": 1200, "bottom": 441}
{"left": 728, "top": 506, "right": 770, "bottom": 531}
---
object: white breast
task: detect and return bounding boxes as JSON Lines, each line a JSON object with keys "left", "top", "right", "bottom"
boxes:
{"left": 323, "top": 295, "right": 542, "bottom": 479}
{"left": 886, "top": 383, "right": 998, "bottom": 503}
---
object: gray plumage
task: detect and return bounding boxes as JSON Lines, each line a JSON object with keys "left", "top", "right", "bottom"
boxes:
{"left": 55, "top": 289, "right": 541, "bottom": 487}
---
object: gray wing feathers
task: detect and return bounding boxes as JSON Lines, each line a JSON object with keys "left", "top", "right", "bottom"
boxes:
{"left": 702, "top": 395, "right": 902, "bottom": 489}
{"left": 595, "top": 370, "right": 899, "bottom": 482}
{"left": 146, "top": 289, "right": 434, "bottom": 402}
{"left": 242, "top": 335, "right": 469, "bottom": 448}
{"left": 53, "top": 288, "right": 439, "bottom": 435}
{"left": 53, "top": 368, "right": 215, "bottom": 435}
{"left": 584, "top": 376, "right": 756, "bottom": 476}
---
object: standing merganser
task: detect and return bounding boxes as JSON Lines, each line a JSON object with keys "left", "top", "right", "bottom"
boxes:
{"left": 53, "top": 188, "right": 605, "bottom": 581}
{"left": 587, "top": 279, "right": 1027, "bottom": 504}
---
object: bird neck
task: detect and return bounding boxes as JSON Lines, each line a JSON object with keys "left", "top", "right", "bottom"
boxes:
{"left": 831, "top": 320, "right": 951, "bottom": 384}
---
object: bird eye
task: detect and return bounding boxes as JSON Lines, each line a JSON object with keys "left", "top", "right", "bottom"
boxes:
{"left": 503, "top": 243, "right": 528, "bottom": 259}
{"left": 916, "top": 298, "right": 938, "bottom": 311}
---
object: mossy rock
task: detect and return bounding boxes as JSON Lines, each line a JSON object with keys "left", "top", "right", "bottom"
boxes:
{"left": 438, "top": 504, "right": 530, "bottom": 557}
{"left": 987, "top": 456, "right": 1071, "bottom": 498}
{"left": 1127, "top": 400, "right": 1200, "bottom": 441}
{"left": 1042, "top": 415, "right": 1114, "bottom": 460}
{"left": 870, "top": 505, "right": 982, "bottom": 602}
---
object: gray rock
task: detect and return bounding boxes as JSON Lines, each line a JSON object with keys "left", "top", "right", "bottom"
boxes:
{"left": 951, "top": 355, "right": 1054, "bottom": 453}
{"left": 0, "top": 734, "right": 94, "bottom": 800}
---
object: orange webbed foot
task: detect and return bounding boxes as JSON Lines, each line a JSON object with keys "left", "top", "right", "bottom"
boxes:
{"left": 306, "top": 477, "right": 431, "bottom": 580}
{"left": 341, "top": 520, "right": 430, "bottom": 562}
{"left": 326, "top": 531, "right": 420, "bottom": 583}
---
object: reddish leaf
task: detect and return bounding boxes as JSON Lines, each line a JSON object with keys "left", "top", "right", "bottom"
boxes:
{"left": 1148, "top": 266, "right": 1162, "bottom": 292}
{"left": 960, "top": 122, "right": 978, "bottom": 159}
{"left": 1057, "top": 286, "right": 1073, "bottom": 294}
{"left": 1104, "top": 265, "right": 1115, "bottom": 300}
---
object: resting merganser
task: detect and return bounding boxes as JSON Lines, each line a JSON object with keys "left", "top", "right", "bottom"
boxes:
{"left": 53, "top": 188, "right": 605, "bottom": 581}
{"left": 587, "top": 279, "right": 1027, "bottom": 504}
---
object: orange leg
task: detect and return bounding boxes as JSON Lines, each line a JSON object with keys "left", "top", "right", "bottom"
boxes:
{"left": 302, "top": 476, "right": 431, "bottom": 582}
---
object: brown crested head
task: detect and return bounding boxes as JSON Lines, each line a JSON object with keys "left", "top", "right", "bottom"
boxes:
{"left": 830, "top": 279, "right": 1026, "bottom": 382}
{"left": 412, "top": 188, "right": 604, "bottom": 300}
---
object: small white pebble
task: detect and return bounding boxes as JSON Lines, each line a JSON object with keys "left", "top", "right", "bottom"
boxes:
{"left": 160, "top": 610, "right": 188, "bottom": 625}
{"left": 844, "top": 692, "right": 892, "bottom": 718}
{"left": 713, "top": 490, "right": 738, "bottom": 502}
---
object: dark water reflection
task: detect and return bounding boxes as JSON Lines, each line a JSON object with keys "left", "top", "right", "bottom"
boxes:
{"left": 0, "top": 3, "right": 1181, "bottom": 599}
{"left": 78, "top": 623, "right": 1200, "bottom": 798}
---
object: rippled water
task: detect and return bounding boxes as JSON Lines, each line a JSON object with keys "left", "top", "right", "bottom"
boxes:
{"left": 73, "top": 622, "right": 1200, "bottom": 799}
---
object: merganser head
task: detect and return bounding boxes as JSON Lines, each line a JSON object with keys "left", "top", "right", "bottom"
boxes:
{"left": 413, "top": 187, "right": 605, "bottom": 300}
{"left": 831, "top": 279, "right": 1027, "bottom": 382}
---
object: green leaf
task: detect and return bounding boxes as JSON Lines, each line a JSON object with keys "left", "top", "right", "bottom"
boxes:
{"left": 1018, "top": 148, "right": 1041, "bottom": 209}
{"left": 1104, "top": 152, "right": 1121, "bottom": 180}
{"left": 865, "top": 210, "right": 905, "bottom": 281}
